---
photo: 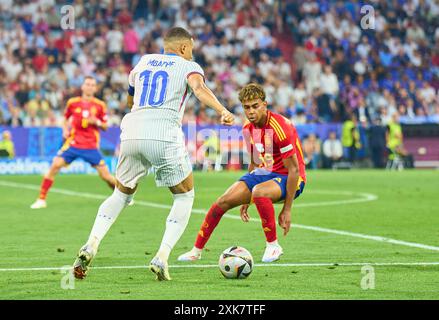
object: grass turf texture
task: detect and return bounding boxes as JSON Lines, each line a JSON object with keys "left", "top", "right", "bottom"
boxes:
{"left": 0, "top": 170, "right": 438, "bottom": 299}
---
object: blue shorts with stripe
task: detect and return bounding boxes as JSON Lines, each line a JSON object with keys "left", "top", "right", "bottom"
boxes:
{"left": 58, "top": 147, "right": 104, "bottom": 167}
{"left": 239, "top": 168, "right": 305, "bottom": 200}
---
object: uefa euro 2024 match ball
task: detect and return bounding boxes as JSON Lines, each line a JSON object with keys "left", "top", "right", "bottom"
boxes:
{"left": 218, "top": 246, "right": 253, "bottom": 279}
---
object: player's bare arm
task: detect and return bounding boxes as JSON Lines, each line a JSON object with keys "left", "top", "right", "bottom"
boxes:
{"left": 127, "top": 94, "right": 134, "bottom": 109}
{"left": 279, "top": 154, "right": 300, "bottom": 236}
{"left": 88, "top": 117, "right": 108, "bottom": 131}
{"left": 62, "top": 118, "right": 70, "bottom": 140}
{"left": 187, "top": 73, "right": 234, "bottom": 126}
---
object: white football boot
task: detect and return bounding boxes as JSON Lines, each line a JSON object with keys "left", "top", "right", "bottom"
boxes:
{"left": 177, "top": 247, "right": 202, "bottom": 262}
{"left": 30, "top": 199, "right": 47, "bottom": 209}
{"left": 262, "top": 243, "right": 283, "bottom": 263}
{"left": 128, "top": 199, "right": 135, "bottom": 206}
{"left": 149, "top": 256, "right": 171, "bottom": 281}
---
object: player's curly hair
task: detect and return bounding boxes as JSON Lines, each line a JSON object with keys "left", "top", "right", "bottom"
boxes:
{"left": 238, "top": 83, "right": 266, "bottom": 103}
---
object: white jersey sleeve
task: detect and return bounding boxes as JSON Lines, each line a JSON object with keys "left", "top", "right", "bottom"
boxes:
{"left": 121, "top": 54, "right": 205, "bottom": 142}
{"left": 184, "top": 61, "right": 205, "bottom": 81}
{"left": 128, "top": 69, "right": 135, "bottom": 88}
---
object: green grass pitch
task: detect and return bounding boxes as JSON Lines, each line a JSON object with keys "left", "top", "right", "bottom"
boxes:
{"left": 0, "top": 170, "right": 438, "bottom": 299}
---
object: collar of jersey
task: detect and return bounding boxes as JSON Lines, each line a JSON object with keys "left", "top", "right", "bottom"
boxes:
{"left": 163, "top": 53, "right": 178, "bottom": 56}
{"left": 253, "top": 110, "right": 271, "bottom": 129}
{"left": 265, "top": 110, "right": 271, "bottom": 126}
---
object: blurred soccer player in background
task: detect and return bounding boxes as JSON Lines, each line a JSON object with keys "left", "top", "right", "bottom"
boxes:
{"left": 72, "top": 27, "right": 234, "bottom": 281}
{"left": 30, "top": 77, "right": 116, "bottom": 209}
{"left": 386, "top": 113, "right": 414, "bottom": 168}
{"left": 179, "top": 83, "right": 306, "bottom": 263}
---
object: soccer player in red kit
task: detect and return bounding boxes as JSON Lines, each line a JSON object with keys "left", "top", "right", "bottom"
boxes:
{"left": 30, "top": 76, "right": 116, "bottom": 209}
{"left": 178, "top": 83, "right": 306, "bottom": 262}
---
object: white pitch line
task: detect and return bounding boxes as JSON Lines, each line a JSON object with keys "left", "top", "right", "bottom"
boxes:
{"left": 1, "top": 180, "right": 439, "bottom": 253}
{"left": 0, "top": 180, "right": 378, "bottom": 208}
{"left": 1, "top": 262, "right": 439, "bottom": 272}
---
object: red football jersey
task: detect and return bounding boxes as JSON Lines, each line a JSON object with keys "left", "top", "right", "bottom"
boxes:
{"left": 63, "top": 96, "right": 108, "bottom": 149}
{"left": 243, "top": 110, "right": 306, "bottom": 182}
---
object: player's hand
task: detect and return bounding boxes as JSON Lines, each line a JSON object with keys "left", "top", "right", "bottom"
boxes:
{"left": 278, "top": 209, "right": 291, "bottom": 236}
{"left": 88, "top": 117, "right": 103, "bottom": 127}
{"left": 88, "top": 117, "right": 97, "bottom": 125}
{"left": 220, "top": 109, "right": 234, "bottom": 126}
{"left": 240, "top": 204, "right": 250, "bottom": 222}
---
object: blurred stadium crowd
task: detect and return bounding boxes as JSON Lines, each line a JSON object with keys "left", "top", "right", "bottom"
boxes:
{"left": 0, "top": 0, "right": 438, "bottom": 128}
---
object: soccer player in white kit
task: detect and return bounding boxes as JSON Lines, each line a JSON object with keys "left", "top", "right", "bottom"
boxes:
{"left": 73, "top": 27, "right": 234, "bottom": 281}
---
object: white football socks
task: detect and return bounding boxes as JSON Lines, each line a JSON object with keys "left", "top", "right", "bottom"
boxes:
{"left": 86, "top": 188, "right": 133, "bottom": 253}
{"left": 156, "top": 189, "right": 195, "bottom": 262}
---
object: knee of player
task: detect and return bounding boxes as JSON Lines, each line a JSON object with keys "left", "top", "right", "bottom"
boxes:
{"left": 216, "top": 195, "right": 231, "bottom": 211}
{"left": 50, "top": 163, "right": 63, "bottom": 174}
{"left": 251, "top": 186, "right": 270, "bottom": 198}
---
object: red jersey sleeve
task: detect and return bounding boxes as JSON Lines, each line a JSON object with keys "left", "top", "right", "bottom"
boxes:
{"left": 272, "top": 117, "right": 296, "bottom": 160}
{"left": 98, "top": 102, "right": 108, "bottom": 124}
{"left": 64, "top": 98, "right": 74, "bottom": 119}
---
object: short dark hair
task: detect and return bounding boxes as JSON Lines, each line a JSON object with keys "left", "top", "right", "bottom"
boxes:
{"left": 84, "top": 76, "right": 96, "bottom": 82}
{"left": 164, "top": 27, "right": 193, "bottom": 42}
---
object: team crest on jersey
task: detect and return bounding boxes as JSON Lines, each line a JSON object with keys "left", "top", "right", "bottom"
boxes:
{"left": 91, "top": 107, "right": 97, "bottom": 115}
{"left": 75, "top": 107, "right": 81, "bottom": 113}
{"left": 255, "top": 143, "right": 264, "bottom": 153}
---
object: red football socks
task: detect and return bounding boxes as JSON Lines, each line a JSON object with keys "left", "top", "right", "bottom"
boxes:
{"left": 39, "top": 178, "right": 54, "bottom": 200}
{"left": 194, "top": 203, "right": 226, "bottom": 249}
{"left": 253, "top": 197, "right": 277, "bottom": 242}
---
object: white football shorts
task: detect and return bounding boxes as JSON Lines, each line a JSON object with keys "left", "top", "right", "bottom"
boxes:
{"left": 115, "top": 139, "right": 192, "bottom": 188}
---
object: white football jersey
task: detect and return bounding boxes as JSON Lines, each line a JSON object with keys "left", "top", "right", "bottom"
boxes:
{"left": 121, "top": 53, "right": 204, "bottom": 142}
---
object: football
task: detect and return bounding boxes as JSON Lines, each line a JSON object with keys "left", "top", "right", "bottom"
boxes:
{"left": 218, "top": 246, "right": 253, "bottom": 279}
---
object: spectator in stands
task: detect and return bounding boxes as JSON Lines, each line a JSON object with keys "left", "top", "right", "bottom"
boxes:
{"left": 22, "top": 107, "right": 42, "bottom": 127}
{"left": 6, "top": 107, "right": 23, "bottom": 127}
{"left": 315, "top": 88, "right": 333, "bottom": 122}
{"left": 2, "top": 89, "right": 19, "bottom": 121}
{"left": 320, "top": 65, "right": 339, "bottom": 100}
{"left": 342, "top": 114, "right": 361, "bottom": 164}
{"left": 264, "top": 38, "right": 282, "bottom": 59}
{"left": 302, "top": 133, "right": 321, "bottom": 169}
{"left": 25, "top": 92, "right": 50, "bottom": 122}
{"left": 354, "top": 97, "right": 372, "bottom": 124}
{"left": 322, "top": 131, "right": 343, "bottom": 169}
{"left": 122, "top": 24, "right": 140, "bottom": 64}
{"left": 368, "top": 117, "right": 387, "bottom": 168}
{"left": 0, "top": 130, "right": 15, "bottom": 159}
{"left": 291, "top": 107, "right": 307, "bottom": 125}
{"left": 107, "top": 108, "right": 121, "bottom": 127}
{"left": 15, "top": 82, "right": 29, "bottom": 109}
{"left": 303, "top": 53, "right": 322, "bottom": 95}
{"left": 32, "top": 47, "right": 48, "bottom": 74}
